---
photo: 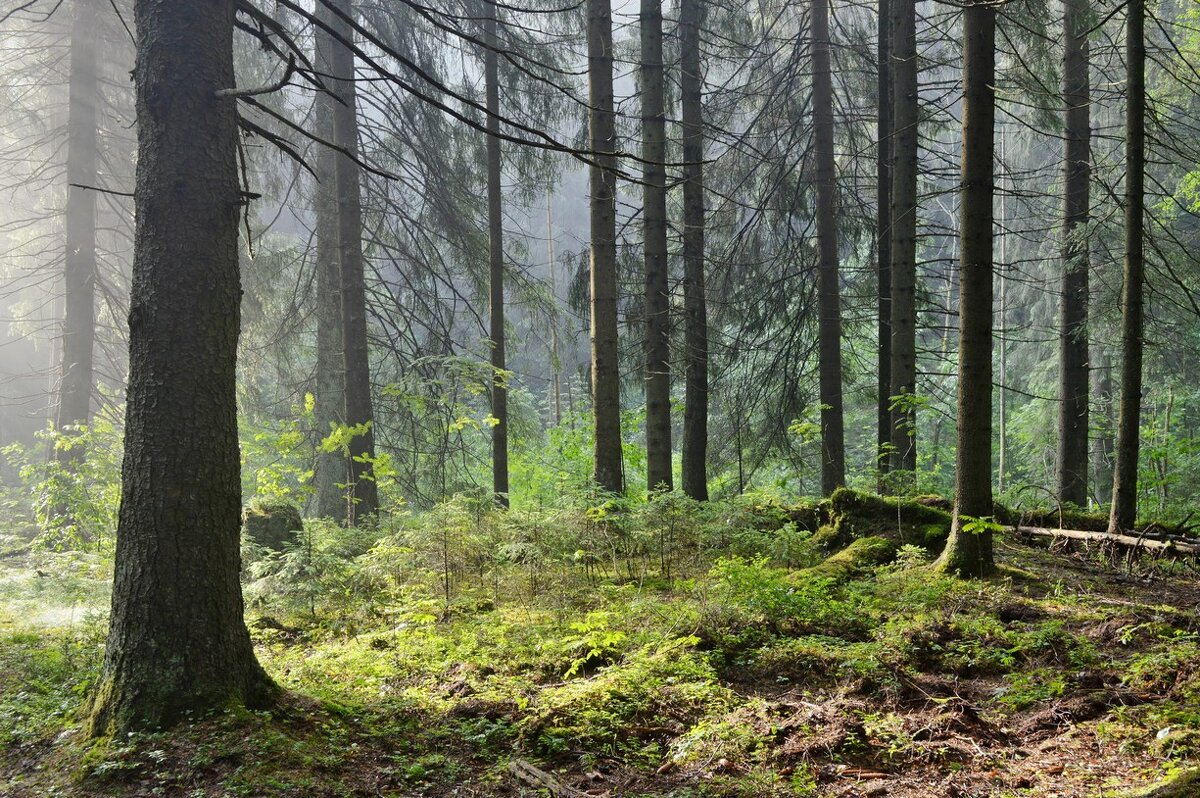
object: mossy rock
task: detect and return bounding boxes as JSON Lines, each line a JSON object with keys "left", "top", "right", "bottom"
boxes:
{"left": 242, "top": 502, "right": 303, "bottom": 551}
{"left": 811, "top": 489, "right": 951, "bottom": 555}
{"left": 800, "top": 536, "right": 897, "bottom": 583}
{"left": 1125, "top": 769, "right": 1200, "bottom": 797}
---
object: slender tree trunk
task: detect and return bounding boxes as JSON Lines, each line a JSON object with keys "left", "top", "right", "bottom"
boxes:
{"left": 642, "top": 0, "right": 672, "bottom": 494}
{"left": 547, "top": 188, "right": 562, "bottom": 426}
{"left": 56, "top": 0, "right": 99, "bottom": 453}
{"left": 330, "top": 0, "right": 378, "bottom": 521}
{"left": 680, "top": 0, "right": 709, "bottom": 501}
{"left": 888, "top": 0, "right": 918, "bottom": 484}
{"left": 89, "top": 0, "right": 274, "bottom": 735}
{"left": 1092, "top": 350, "right": 1113, "bottom": 504}
{"left": 876, "top": 0, "right": 892, "bottom": 487}
{"left": 311, "top": 6, "right": 346, "bottom": 521}
{"left": 1057, "top": 0, "right": 1091, "bottom": 507}
{"left": 812, "top": 0, "right": 844, "bottom": 495}
{"left": 484, "top": 3, "right": 509, "bottom": 507}
{"left": 937, "top": 0, "right": 995, "bottom": 578}
{"left": 588, "top": 0, "right": 623, "bottom": 494}
{"left": 1109, "top": 0, "right": 1144, "bottom": 534}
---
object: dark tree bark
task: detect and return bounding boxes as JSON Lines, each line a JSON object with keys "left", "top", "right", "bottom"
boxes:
{"left": 1109, "top": 0, "right": 1144, "bottom": 534}
{"left": 642, "top": 0, "right": 672, "bottom": 494}
{"left": 55, "top": 0, "right": 99, "bottom": 453}
{"left": 888, "top": 0, "right": 918, "bottom": 484}
{"left": 89, "top": 0, "right": 274, "bottom": 735}
{"left": 484, "top": 2, "right": 509, "bottom": 507}
{"left": 937, "top": 0, "right": 995, "bottom": 578}
{"left": 679, "top": 0, "right": 708, "bottom": 501}
{"left": 876, "top": 0, "right": 892, "bottom": 487}
{"left": 811, "top": 0, "right": 845, "bottom": 495}
{"left": 1057, "top": 0, "right": 1091, "bottom": 507}
{"left": 330, "top": 0, "right": 379, "bottom": 521}
{"left": 588, "top": 0, "right": 623, "bottom": 494}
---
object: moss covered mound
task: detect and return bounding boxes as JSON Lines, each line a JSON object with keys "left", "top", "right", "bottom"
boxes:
{"left": 810, "top": 489, "right": 952, "bottom": 555}
{"left": 242, "top": 502, "right": 303, "bottom": 552}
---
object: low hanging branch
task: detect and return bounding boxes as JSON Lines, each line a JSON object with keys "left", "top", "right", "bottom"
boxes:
{"left": 215, "top": 54, "right": 297, "bottom": 99}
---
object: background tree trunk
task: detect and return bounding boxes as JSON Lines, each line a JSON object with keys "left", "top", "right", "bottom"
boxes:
{"left": 484, "top": 2, "right": 509, "bottom": 507}
{"left": 812, "top": 0, "right": 845, "bottom": 495}
{"left": 588, "top": 0, "right": 623, "bottom": 494}
{"left": 1092, "top": 350, "right": 1114, "bottom": 504}
{"left": 876, "top": 0, "right": 892, "bottom": 487}
{"left": 89, "top": 0, "right": 273, "bottom": 735}
{"left": 938, "top": 0, "right": 995, "bottom": 577}
{"left": 1057, "top": 0, "right": 1091, "bottom": 507}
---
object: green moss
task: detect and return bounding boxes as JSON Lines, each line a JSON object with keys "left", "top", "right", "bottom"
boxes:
{"left": 1126, "top": 769, "right": 1200, "bottom": 797}
{"left": 816, "top": 489, "right": 952, "bottom": 554}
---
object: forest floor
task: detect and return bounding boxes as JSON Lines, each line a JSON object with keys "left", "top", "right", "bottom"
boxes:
{"left": 2, "top": 529, "right": 1200, "bottom": 797}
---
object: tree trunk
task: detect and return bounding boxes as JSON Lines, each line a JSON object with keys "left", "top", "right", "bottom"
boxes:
{"left": 55, "top": 0, "right": 99, "bottom": 454}
{"left": 1109, "top": 0, "right": 1144, "bottom": 534}
{"left": 812, "top": 0, "right": 844, "bottom": 495}
{"left": 89, "top": 0, "right": 274, "bottom": 735}
{"left": 311, "top": 4, "right": 347, "bottom": 521}
{"left": 876, "top": 0, "right": 892, "bottom": 487}
{"left": 1057, "top": 0, "right": 1091, "bottom": 507}
{"left": 888, "top": 0, "right": 918, "bottom": 484}
{"left": 1092, "top": 350, "right": 1113, "bottom": 504}
{"left": 680, "top": 0, "right": 708, "bottom": 501}
{"left": 588, "top": 0, "right": 623, "bottom": 494}
{"left": 330, "top": 0, "right": 379, "bottom": 521}
{"left": 642, "top": 0, "right": 672, "bottom": 494}
{"left": 937, "top": 0, "right": 995, "bottom": 578}
{"left": 484, "top": 3, "right": 509, "bottom": 508}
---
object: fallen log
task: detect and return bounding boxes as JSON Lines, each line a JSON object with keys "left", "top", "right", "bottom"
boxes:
{"left": 508, "top": 759, "right": 589, "bottom": 798}
{"left": 1012, "top": 526, "right": 1200, "bottom": 556}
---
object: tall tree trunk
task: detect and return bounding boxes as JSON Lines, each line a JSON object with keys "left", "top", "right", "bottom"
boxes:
{"left": 642, "top": 0, "right": 672, "bottom": 494}
{"left": 679, "top": 0, "right": 708, "bottom": 501}
{"left": 1109, "top": 0, "right": 1144, "bottom": 534}
{"left": 937, "top": 0, "right": 995, "bottom": 578}
{"left": 812, "top": 0, "right": 844, "bottom": 494}
{"left": 311, "top": 6, "right": 347, "bottom": 521}
{"left": 56, "top": 0, "right": 99, "bottom": 454}
{"left": 876, "top": 0, "right": 892, "bottom": 487}
{"left": 1092, "top": 350, "right": 1113, "bottom": 504}
{"left": 588, "top": 0, "right": 623, "bottom": 494}
{"left": 484, "top": 2, "right": 509, "bottom": 507}
{"left": 547, "top": 187, "right": 563, "bottom": 426}
{"left": 330, "top": 0, "right": 379, "bottom": 521}
{"left": 1057, "top": 0, "right": 1091, "bottom": 507}
{"left": 89, "top": 0, "right": 274, "bottom": 735}
{"left": 888, "top": 0, "right": 918, "bottom": 484}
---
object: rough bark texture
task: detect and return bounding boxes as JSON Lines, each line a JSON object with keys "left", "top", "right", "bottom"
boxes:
{"left": 888, "top": 0, "right": 918, "bottom": 483}
{"left": 679, "top": 0, "right": 709, "bottom": 501}
{"left": 812, "top": 0, "right": 845, "bottom": 495}
{"left": 311, "top": 5, "right": 347, "bottom": 521}
{"left": 876, "top": 0, "right": 892, "bottom": 485}
{"left": 1109, "top": 0, "right": 1144, "bottom": 534}
{"left": 55, "top": 0, "right": 99, "bottom": 451}
{"left": 484, "top": 4, "right": 509, "bottom": 507}
{"left": 89, "top": 0, "right": 273, "bottom": 735}
{"left": 938, "top": 2, "right": 995, "bottom": 578}
{"left": 1057, "top": 0, "right": 1091, "bottom": 508}
{"left": 588, "top": 0, "right": 624, "bottom": 494}
{"left": 330, "top": 0, "right": 379, "bottom": 521}
{"left": 642, "top": 0, "right": 672, "bottom": 495}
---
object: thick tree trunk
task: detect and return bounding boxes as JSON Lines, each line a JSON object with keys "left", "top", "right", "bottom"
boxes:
{"left": 1057, "top": 0, "right": 1091, "bottom": 507}
{"left": 588, "top": 0, "right": 623, "bottom": 494}
{"left": 55, "top": 0, "right": 99, "bottom": 453}
{"left": 680, "top": 0, "right": 708, "bottom": 501}
{"left": 1092, "top": 350, "right": 1113, "bottom": 504}
{"left": 938, "top": 1, "right": 995, "bottom": 578}
{"left": 330, "top": 0, "right": 379, "bottom": 521}
{"left": 89, "top": 0, "right": 273, "bottom": 735}
{"left": 1109, "top": 0, "right": 1144, "bottom": 534}
{"left": 888, "top": 0, "right": 918, "bottom": 484}
{"left": 311, "top": 6, "right": 347, "bottom": 521}
{"left": 876, "top": 0, "right": 892, "bottom": 487}
{"left": 812, "top": 0, "right": 844, "bottom": 495}
{"left": 642, "top": 0, "right": 672, "bottom": 494}
{"left": 484, "top": 4, "right": 509, "bottom": 507}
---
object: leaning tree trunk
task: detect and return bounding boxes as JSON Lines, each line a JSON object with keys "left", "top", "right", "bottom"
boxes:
{"left": 680, "top": 0, "right": 708, "bottom": 501}
{"left": 484, "top": 3, "right": 509, "bottom": 507}
{"left": 588, "top": 0, "right": 624, "bottom": 494}
{"left": 937, "top": 0, "right": 995, "bottom": 578}
{"left": 89, "top": 0, "right": 274, "bottom": 735}
{"left": 329, "top": 0, "right": 379, "bottom": 521}
{"left": 1057, "top": 0, "right": 1091, "bottom": 507}
{"left": 55, "top": 0, "right": 99, "bottom": 456}
{"left": 876, "top": 0, "right": 892, "bottom": 487}
{"left": 888, "top": 0, "right": 918, "bottom": 485}
{"left": 812, "top": 0, "right": 845, "bottom": 495}
{"left": 1109, "top": 0, "right": 1144, "bottom": 534}
{"left": 642, "top": 0, "right": 672, "bottom": 495}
